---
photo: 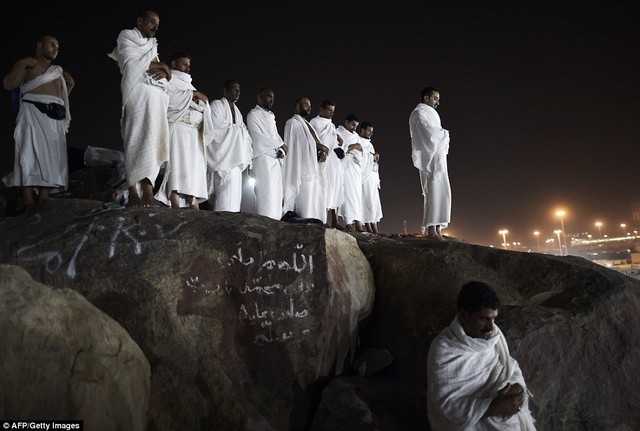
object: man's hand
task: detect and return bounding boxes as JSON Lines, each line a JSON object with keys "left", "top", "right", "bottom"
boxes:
{"left": 317, "top": 143, "right": 329, "bottom": 163}
{"left": 147, "top": 68, "right": 168, "bottom": 81}
{"left": 21, "top": 57, "right": 38, "bottom": 69}
{"left": 373, "top": 152, "right": 380, "bottom": 162}
{"left": 280, "top": 144, "right": 288, "bottom": 155}
{"left": 337, "top": 135, "right": 344, "bottom": 146}
{"left": 62, "top": 71, "right": 75, "bottom": 93}
{"left": 483, "top": 383, "right": 525, "bottom": 418}
{"left": 347, "top": 143, "right": 362, "bottom": 152}
{"left": 193, "top": 91, "right": 208, "bottom": 103}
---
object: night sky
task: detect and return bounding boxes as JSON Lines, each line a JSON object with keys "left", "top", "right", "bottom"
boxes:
{"left": 2, "top": 1, "right": 638, "bottom": 246}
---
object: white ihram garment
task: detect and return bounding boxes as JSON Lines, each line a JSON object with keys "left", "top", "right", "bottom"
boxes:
{"left": 409, "top": 103, "right": 451, "bottom": 229}
{"left": 336, "top": 125, "right": 362, "bottom": 225}
{"left": 360, "top": 137, "right": 383, "bottom": 223}
{"left": 427, "top": 315, "right": 536, "bottom": 431}
{"left": 110, "top": 28, "right": 170, "bottom": 187}
{"left": 155, "top": 70, "right": 213, "bottom": 206}
{"left": 206, "top": 98, "right": 252, "bottom": 212}
{"left": 247, "top": 105, "right": 285, "bottom": 220}
{"left": 3, "top": 65, "right": 71, "bottom": 189}
{"left": 309, "top": 115, "right": 343, "bottom": 210}
{"left": 282, "top": 114, "right": 325, "bottom": 222}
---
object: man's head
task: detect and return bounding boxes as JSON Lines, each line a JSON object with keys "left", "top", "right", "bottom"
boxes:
{"left": 318, "top": 99, "right": 335, "bottom": 119}
{"left": 295, "top": 97, "right": 312, "bottom": 117}
{"left": 223, "top": 80, "right": 241, "bottom": 103}
{"left": 457, "top": 281, "right": 501, "bottom": 340}
{"left": 257, "top": 88, "right": 275, "bottom": 111}
{"left": 136, "top": 8, "right": 160, "bottom": 38}
{"left": 359, "top": 121, "right": 374, "bottom": 139}
{"left": 420, "top": 86, "right": 440, "bottom": 109}
{"left": 169, "top": 51, "right": 191, "bottom": 73}
{"left": 36, "top": 35, "right": 59, "bottom": 61}
{"left": 343, "top": 114, "right": 359, "bottom": 132}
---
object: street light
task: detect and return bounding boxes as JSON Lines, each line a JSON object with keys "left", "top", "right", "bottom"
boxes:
{"left": 555, "top": 210, "right": 568, "bottom": 255}
{"left": 533, "top": 231, "right": 541, "bottom": 252}
{"left": 620, "top": 223, "right": 627, "bottom": 236}
{"left": 595, "top": 221, "right": 603, "bottom": 237}
{"left": 554, "top": 230, "right": 563, "bottom": 255}
{"left": 498, "top": 229, "right": 508, "bottom": 250}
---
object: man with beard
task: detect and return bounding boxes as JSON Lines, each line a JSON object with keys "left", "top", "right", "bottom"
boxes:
{"left": 309, "top": 99, "right": 344, "bottom": 228}
{"left": 246, "top": 88, "right": 288, "bottom": 219}
{"left": 427, "top": 281, "right": 536, "bottom": 430}
{"left": 282, "top": 97, "right": 328, "bottom": 221}
{"left": 206, "top": 80, "right": 253, "bottom": 212}
{"left": 3, "top": 35, "right": 74, "bottom": 212}
{"left": 336, "top": 114, "right": 364, "bottom": 231}
{"left": 409, "top": 86, "right": 451, "bottom": 240}
{"left": 110, "top": 7, "right": 172, "bottom": 207}
{"left": 155, "top": 52, "right": 213, "bottom": 209}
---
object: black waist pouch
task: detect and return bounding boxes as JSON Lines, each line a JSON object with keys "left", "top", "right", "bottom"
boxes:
{"left": 22, "top": 99, "right": 66, "bottom": 120}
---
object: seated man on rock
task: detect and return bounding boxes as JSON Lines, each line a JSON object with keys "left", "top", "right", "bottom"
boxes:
{"left": 427, "top": 281, "right": 536, "bottom": 430}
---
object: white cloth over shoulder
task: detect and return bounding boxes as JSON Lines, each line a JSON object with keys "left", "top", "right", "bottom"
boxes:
{"left": 360, "top": 138, "right": 382, "bottom": 223}
{"left": 336, "top": 125, "right": 363, "bottom": 224}
{"left": 206, "top": 98, "right": 252, "bottom": 178}
{"left": 427, "top": 315, "right": 536, "bottom": 431}
{"left": 409, "top": 103, "right": 451, "bottom": 228}
{"left": 20, "top": 65, "right": 71, "bottom": 132}
{"left": 310, "top": 115, "right": 343, "bottom": 210}
{"left": 247, "top": 105, "right": 285, "bottom": 219}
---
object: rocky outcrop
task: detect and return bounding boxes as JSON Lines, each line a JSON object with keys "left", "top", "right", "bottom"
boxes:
{"left": 0, "top": 199, "right": 375, "bottom": 430}
{"left": 0, "top": 264, "right": 149, "bottom": 430}
{"left": 341, "top": 235, "right": 640, "bottom": 430}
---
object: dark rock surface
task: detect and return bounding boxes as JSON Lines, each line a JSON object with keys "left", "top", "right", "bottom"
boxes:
{"left": 0, "top": 264, "right": 149, "bottom": 430}
{"left": 0, "top": 199, "right": 374, "bottom": 430}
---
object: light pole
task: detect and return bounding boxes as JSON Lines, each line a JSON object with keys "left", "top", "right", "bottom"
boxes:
{"left": 554, "top": 230, "right": 563, "bottom": 255}
{"left": 595, "top": 221, "right": 603, "bottom": 237}
{"left": 533, "top": 231, "right": 541, "bottom": 252}
{"left": 555, "top": 210, "right": 568, "bottom": 255}
{"left": 499, "top": 229, "right": 508, "bottom": 250}
{"left": 620, "top": 223, "right": 627, "bottom": 236}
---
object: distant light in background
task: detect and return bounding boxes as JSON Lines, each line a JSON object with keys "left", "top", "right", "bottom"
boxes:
{"left": 554, "top": 230, "right": 563, "bottom": 255}
{"left": 555, "top": 210, "right": 568, "bottom": 255}
{"left": 533, "top": 231, "right": 541, "bottom": 252}
{"left": 498, "top": 229, "right": 509, "bottom": 250}
{"left": 595, "top": 221, "right": 603, "bottom": 237}
{"left": 620, "top": 223, "right": 626, "bottom": 236}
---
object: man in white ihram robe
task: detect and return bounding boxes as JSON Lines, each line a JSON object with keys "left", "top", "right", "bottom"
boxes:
{"left": 336, "top": 115, "right": 363, "bottom": 231}
{"left": 206, "top": 80, "right": 252, "bottom": 212}
{"left": 246, "top": 89, "right": 287, "bottom": 220}
{"left": 309, "top": 100, "right": 343, "bottom": 228}
{"left": 110, "top": 8, "right": 171, "bottom": 206}
{"left": 282, "top": 97, "right": 328, "bottom": 222}
{"left": 409, "top": 87, "right": 451, "bottom": 240}
{"left": 359, "top": 122, "right": 383, "bottom": 231}
{"left": 427, "top": 281, "right": 536, "bottom": 431}
{"left": 155, "top": 53, "right": 213, "bottom": 209}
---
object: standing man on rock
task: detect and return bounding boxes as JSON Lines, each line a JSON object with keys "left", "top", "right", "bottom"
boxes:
{"left": 427, "top": 281, "right": 536, "bottom": 430}
{"left": 246, "top": 88, "right": 287, "bottom": 220}
{"left": 206, "top": 80, "right": 253, "bottom": 212}
{"left": 359, "top": 122, "right": 382, "bottom": 234}
{"left": 110, "top": 7, "right": 172, "bottom": 207}
{"left": 336, "top": 114, "right": 364, "bottom": 231}
{"left": 310, "top": 99, "right": 344, "bottom": 229}
{"left": 155, "top": 51, "right": 213, "bottom": 209}
{"left": 3, "top": 35, "right": 74, "bottom": 212}
{"left": 282, "top": 97, "right": 328, "bottom": 221}
{"left": 409, "top": 87, "right": 450, "bottom": 240}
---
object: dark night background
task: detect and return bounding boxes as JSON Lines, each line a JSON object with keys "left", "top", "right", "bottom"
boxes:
{"left": 2, "top": 1, "right": 638, "bottom": 246}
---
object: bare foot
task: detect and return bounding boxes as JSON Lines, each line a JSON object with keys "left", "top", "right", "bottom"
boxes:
{"left": 426, "top": 234, "right": 445, "bottom": 241}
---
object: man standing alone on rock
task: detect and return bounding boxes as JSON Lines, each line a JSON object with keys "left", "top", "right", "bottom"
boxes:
{"left": 409, "top": 87, "right": 450, "bottom": 240}
{"left": 427, "top": 281, "right": 536, "bottom": 430}
{"left": 3, "top": 35, "right": 74, "bottom": 212}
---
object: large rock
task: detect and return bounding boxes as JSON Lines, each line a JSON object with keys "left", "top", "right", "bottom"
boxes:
{"left": 0, "top": 199, "right": 375, "bottom": 430}
{"left": 345, "top": 235, "right": 640, "bottom": 430}
{"left": 0, "top": 264, "right": 149, "bottom": 430}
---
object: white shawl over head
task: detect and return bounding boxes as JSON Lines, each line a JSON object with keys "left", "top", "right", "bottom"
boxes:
{"left": 247, "top": 105, "right": 284, "bottom": 158}
{"left": 409, "top": 103, "right": 450, "bottom": 172}
{"left": 206, "top": 98, "right": 253, "bottom": 176}
{"left": 427, "top": 314, "right": 536, "bottom": 431}
{"left": 109, "top": 28, "right": 168, "bottom": 105}
{"left": 20, "top": 65, "right": 71, "bottom": 132}
{"left": 282, "top": 114, "right": 319, "bottom": 210}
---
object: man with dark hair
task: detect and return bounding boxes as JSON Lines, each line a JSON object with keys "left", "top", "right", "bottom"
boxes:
{"left": 427, "top": 281, "right": 536, "bottom": 430}
{"left": 336, "top": 114, "right": 364, "bottom": 231}
{"left": 309, "top": 99, "right": 344, "bottom": 228}
{"left": 155, "top": 51, "right": 212, "bottom": 209}
{"left": 109, "top": 7, "right": 172, "bottom": 206}
{"left": 409, "top": 86, "right": 451, "bottom": 240}
{"left": 3, "top": 35, "right": 74, "bottom": 212}
{"left": 358, "top": 121, "right": 382, "bottom": 234}
{"left": 206, "top": 79, "right": 252, "bottom": 211}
